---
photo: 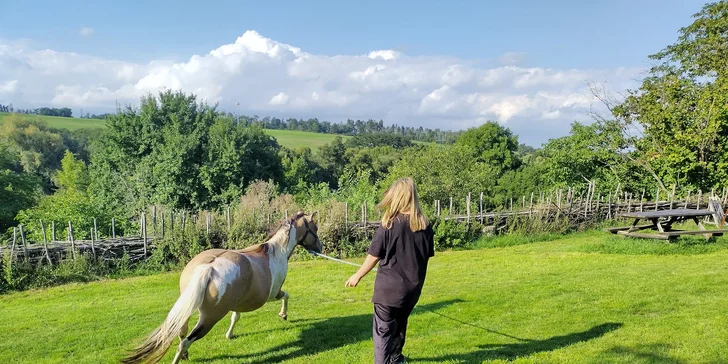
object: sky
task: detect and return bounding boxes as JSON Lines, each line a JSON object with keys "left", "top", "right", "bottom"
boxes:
{"left": 0, "top": 0, "right": 710, "bottom": 146}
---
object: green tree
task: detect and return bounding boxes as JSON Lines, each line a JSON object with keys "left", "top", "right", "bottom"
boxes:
{"left": 612, "top": 1, "right": 728, "bottom": 192}
{"left": 455, "top": 121, "right": 521, "bottom": 176}
{"left": 0, "top": 142, "right": 41, "bottom": 231}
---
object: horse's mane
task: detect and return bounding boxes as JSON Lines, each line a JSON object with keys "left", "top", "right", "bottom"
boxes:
{"left": 265, "top": 211, "right": 306, "bottom": 239}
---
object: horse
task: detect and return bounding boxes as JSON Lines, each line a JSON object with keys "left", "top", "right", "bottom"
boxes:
{"left": 121, "top": 211, "right": 323, "bottom": 364}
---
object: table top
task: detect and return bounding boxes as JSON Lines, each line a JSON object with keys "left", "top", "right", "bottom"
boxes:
{"left": 618, "top": 209, "right": 715, "bottom": 219}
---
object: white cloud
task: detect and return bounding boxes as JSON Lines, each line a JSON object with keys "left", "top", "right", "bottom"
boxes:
{"left": 269, "top": 92, "right": 289, "bottom": 106}
{"left": 0, "top": 29, "right": 644, "bottom": 145}
{"left": 79, "top": 27, "right": 95, "bottom": 37}
{"left": 498, "top": 52, "right": 527, "bottom": 65}
{"left": 0, "top": 80, "right": 17, "bottom": 94}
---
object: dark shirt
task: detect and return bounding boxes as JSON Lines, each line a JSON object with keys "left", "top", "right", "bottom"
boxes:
{"left": 368, "top": 214, "right": 435, "bottom": 308}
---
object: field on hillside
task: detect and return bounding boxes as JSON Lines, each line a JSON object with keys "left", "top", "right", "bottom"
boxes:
{"left": 0, "top": 112, "right": 107, "bottom": 130}
{"left": 0, "top": 112, "right": 351, "bottom": 150}
{"left": 3, "top": 231, "right": 728, "bottom": 363}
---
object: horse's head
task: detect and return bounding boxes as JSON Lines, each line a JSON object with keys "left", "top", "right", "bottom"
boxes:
{"left": 289, "top": 211, "right": 323, "bottom": 253}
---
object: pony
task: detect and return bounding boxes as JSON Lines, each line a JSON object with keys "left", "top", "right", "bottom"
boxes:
{"left": 121, "top": 211, "right": 323, "bottom": 364}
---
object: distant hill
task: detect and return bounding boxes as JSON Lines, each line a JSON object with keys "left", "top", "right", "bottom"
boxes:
{"left": 0, "top": 112, "right": 353, "bottom": 150}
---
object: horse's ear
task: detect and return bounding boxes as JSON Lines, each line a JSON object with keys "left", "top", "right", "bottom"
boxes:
{"left": 292, "top": 210, "right": 305, "bottom": 222}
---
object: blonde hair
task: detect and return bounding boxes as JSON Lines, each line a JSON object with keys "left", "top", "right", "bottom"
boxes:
{"left": 378, "top": 177, "right": 429, "bottom": 232}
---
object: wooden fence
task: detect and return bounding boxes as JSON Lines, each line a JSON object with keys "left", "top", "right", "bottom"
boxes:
{"left": 3, "top": 185, "right": 727, "bottom": 266}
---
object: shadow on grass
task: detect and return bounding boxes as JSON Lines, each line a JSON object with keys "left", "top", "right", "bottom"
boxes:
{"left": 416, "top": 322, "right": 623, "bottom": 362}
{"left": 605, "top": 343, "right": 684, "bottom": 364}
{"left": 196, "top": 299, "right": 463, "bottom": 363}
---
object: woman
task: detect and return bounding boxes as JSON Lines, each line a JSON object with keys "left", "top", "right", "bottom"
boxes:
{"left": 345, "top": 177, "right": 435, "bottom": 364}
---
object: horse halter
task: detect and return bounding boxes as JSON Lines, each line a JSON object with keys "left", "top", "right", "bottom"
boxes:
{"left": 293, "top": 215, "right": 319, "bottom": 246}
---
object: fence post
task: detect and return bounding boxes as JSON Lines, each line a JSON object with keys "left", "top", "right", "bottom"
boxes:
{"left": 697, "top": 190, "right": 702, "bottom": 210}
{"left": 51, "top": 221, "right": 56, "bottom": 241}
{"left": 10, "top": 227, "right": 17, "bottom": 264}
{"left": 93, "top": 218, "right": 98, "bottom": 241}
{"left": 40, "top": 219, "right": 52, "bottom": 266}
{"left": 152, "top": 206, "right": 157, "bottom": 234}
{"left": 466, "top": 193, "right": 471, "bottom": 224}
{"left": 112, "top": 217, "right": 116, "bottom": 238}
{"left": 480, "top": 192, "right": 484, "bottom": 225}
{"left": 529, "top": 192, "right": 534, "bottom": 217}
{"left": 142, "top": 213, "right": 147, "bottom": 256}
{"left": 685, "top": 190, "right": 691, "bottom": 209}
{"left": 226, "top": 206, "right": 231, "bottom": 231}
{"left": 449, "top": 197, "right": 453, "bottom": 217}
{"left": 90, "top": 228, "right": 96, "bottom": 258}
{"left": 68, "top": 221, "right": 76, "bottom": 260}
{"left": 19, "top": 224, "right": 28, "bottom": 262}
{"left": 160, "top": 213, "right": 165, "bottom": 238}
{"left": 206, "top": 213, "right": 210, "bottom": 235}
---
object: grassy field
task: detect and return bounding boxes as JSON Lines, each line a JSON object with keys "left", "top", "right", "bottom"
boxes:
{"left": 0, "top": 112, "right": 349, "bottom": 150}
{"left": 0, "top": 112, "right": 107, "bottom": 130}
{"left": 2, "top": 231, "right": 728, "bottom": 363}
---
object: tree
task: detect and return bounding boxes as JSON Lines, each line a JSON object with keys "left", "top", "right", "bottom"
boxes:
{"left": 0, "top": 142, "right": 41, "bottom": 231}
{"left": 610, "top": 1, "right": 728, "bottom": 192}
{"left": 455, "top": 121, "right": 521, "bottom": 176}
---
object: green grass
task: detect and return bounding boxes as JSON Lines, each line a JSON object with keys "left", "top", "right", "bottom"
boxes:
{"left": 0, "top": 112, "right": 107, "bottom": 130}
{"left": 3, "top": 231, "right": 728, "bottom": 363}
{"left": 265, "top": 129, "right": 350, "bottom": 150}
{"left": 0, "top": 112, "right": 353, "bottom": 150}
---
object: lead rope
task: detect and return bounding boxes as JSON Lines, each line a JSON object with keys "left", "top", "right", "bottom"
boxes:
{"left": 307, "top": 250, "right": 378, "bottom": 272}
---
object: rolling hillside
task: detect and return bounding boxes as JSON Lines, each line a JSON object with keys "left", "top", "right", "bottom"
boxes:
{"left": 0, "top": 112, "right": 350, "bottom": 150}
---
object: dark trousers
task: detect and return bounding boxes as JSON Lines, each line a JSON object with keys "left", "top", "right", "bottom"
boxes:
{"left": 373, "top": 303, "right": 415, "bottom": 364}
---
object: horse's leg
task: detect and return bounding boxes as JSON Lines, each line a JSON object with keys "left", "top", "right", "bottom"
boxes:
{"left": 275, "top": 290, "right": 289, "bottom": 321}
{"left": 172, "top": 312, "right": 226, "bottom": 364}
{"left": 177, "top": 317, "right": 191, "bottom": 360}
{"left": 225, "top": 311, "right": 241, "bottom": 339}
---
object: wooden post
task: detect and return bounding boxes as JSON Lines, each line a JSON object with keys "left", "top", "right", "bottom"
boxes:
{"left": 685, "top": 190, "right": 691, "bottom": 209}
{"left": 18, "top": 224, "right": 28, "bottom": 261}
{"left": 466, "top": 192, "right": 471, "bottom": 224}
{"left": 68, "top": 222, "right": 76, "bottom": 260}
{"left": 226, "top": 206, "right": 231, "bottom": 231}
{"left": 449, "top": 197, "right": 453, "bottom": 216}
{"left": 152, "top": 205, "right": 157, "bottom": 234}
{"left": 206, "top": 213, "right": 210, "bottom": 235}
{"left": 522, "top": 195, "right": 526, "bottom": 210}
{"left": 607, "top": 193, "right": 612, "bottom": 219}
{"left": 529, "top": 192, "right": 534, "bottom": 217}
{"left": 112, "top": 217, "right": 116, "bottom": 238}
{"left": 161, "top": 213, "right": 165, "bottom": 238}
{"left": 697, "top": 190, "right": 702, "bottom": 210}
{"left": 93, "top": 218, "right": 98, "bottom": 241}
{"left": 345, "top": 202, "right": 349, "bottom": 226}
{"left": 51, "top": 221, "right": 56, "bottom": 241}
{"left": 142, "top": 213, "right": 147, "bottom": 256}
{"left": 480, "top": 192, "right": 484, "bottom": 225}
{"left": 10, "top": 227, "right": 17, "bottom": 263}
{"left": 90, "top": 228, "right": 96, "bottom": 258}
{"left": 670, "top": 184, "right": 676, "bottom": 210}
{"left": 39, "top": 220, "right": 52, "bottom": 266}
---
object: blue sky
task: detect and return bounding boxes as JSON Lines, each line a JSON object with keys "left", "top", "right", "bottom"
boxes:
{"left": 0, "top": 0, "right": 711, "bottom": 145}
{"left": 1, "top": 0, "right": 704, "bottom": 67}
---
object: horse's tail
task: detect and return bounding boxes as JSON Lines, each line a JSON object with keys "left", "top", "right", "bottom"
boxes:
{"left": 121, "top": 264, "right": 213, "bottom": 364}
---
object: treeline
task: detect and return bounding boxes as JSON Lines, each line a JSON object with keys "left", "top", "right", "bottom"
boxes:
{"left": 232, "top": 114, "right": 463, "bottom": 144}
{"left": 3, "top": 106, "right": 73, "bottom": 118}
{"left": 80, "top": 113, "right": 114, "bottom": 119}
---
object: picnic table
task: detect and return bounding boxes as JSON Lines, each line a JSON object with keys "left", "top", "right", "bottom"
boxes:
{"left": 606, "top": 208, "right": 726, "bottom": 240}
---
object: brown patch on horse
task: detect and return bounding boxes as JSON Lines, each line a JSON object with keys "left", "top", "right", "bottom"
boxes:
{"left": 239, "top": 243, "right": 269, "bottom": 255}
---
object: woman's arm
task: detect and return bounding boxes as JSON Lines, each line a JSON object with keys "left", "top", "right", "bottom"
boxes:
{"left": 345, "top": 254, "right": 380, "bottom": 287}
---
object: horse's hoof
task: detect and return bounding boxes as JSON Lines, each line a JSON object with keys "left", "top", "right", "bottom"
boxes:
{"left": 279, "top": 314, "right": 288, "bottom": 321}
{"left": 226, "top": 334, "right": 236, "bottom": 340}
{"left": 181, "top": 352, "right": 189, "bottom": 361}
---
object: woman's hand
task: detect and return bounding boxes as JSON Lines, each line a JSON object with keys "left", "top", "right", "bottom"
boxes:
{"left": 345, "top": 274, "right": 361, "bottom": 288}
